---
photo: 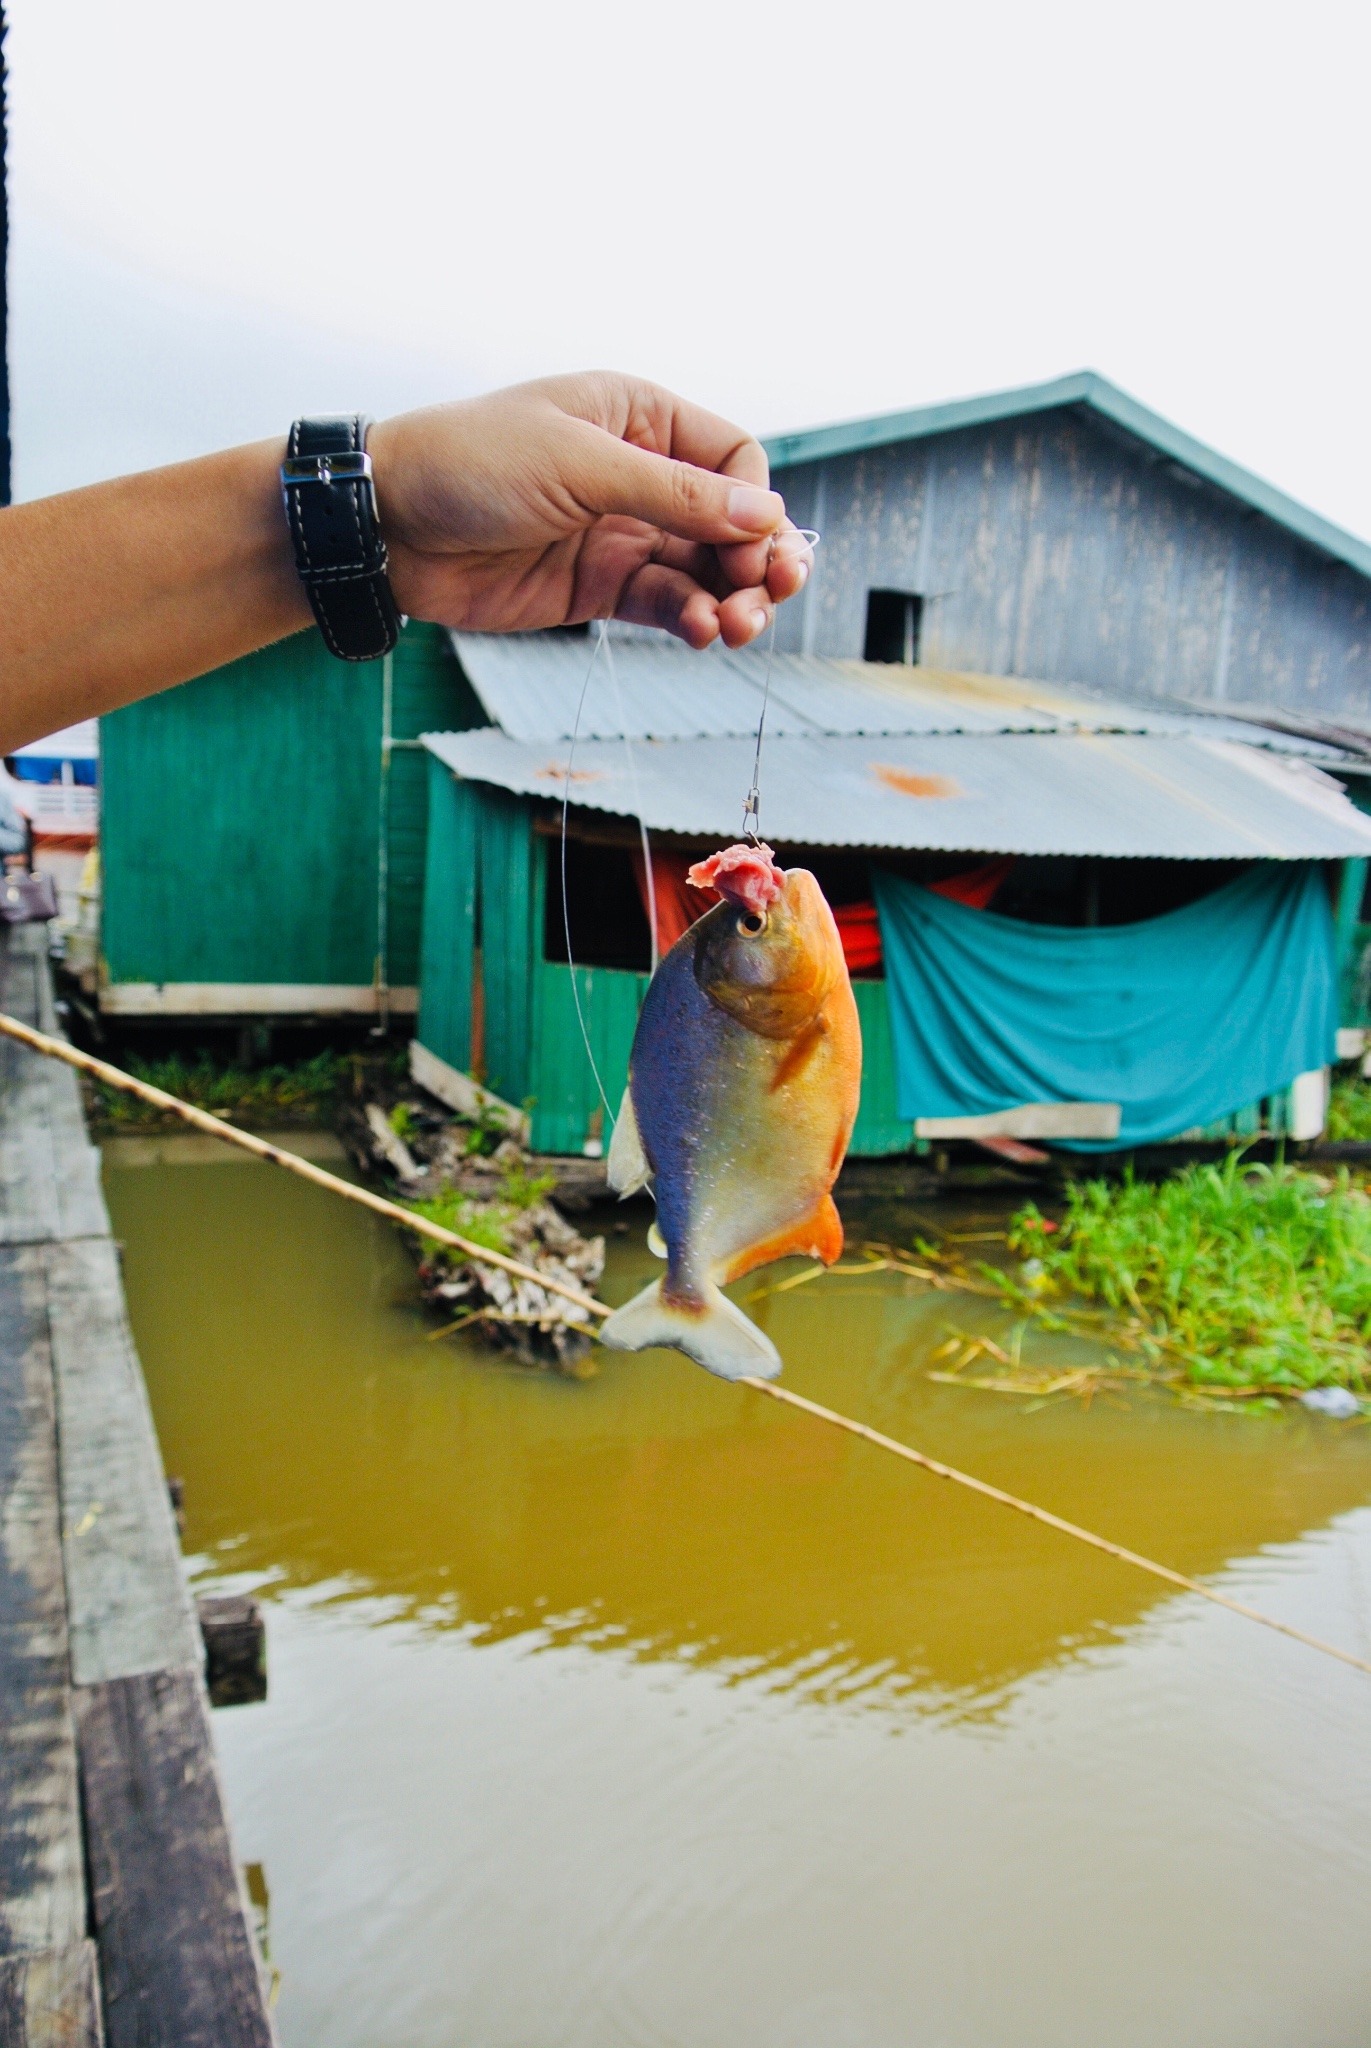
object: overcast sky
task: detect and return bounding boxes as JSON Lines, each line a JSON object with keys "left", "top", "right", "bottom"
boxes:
{"left": 9, "top": 0, "right": 1371, "bottom": 539}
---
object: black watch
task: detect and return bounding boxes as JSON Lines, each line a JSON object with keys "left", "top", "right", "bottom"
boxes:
{"left": 281, "top": 415, "right": 404, "bottom": 662}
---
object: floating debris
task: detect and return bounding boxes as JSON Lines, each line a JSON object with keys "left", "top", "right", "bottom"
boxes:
{"left": 343, "top": 1089, "right": 605, "bottom": 1373}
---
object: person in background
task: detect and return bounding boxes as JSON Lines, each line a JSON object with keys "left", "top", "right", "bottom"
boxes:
{"left": 0, "top": 373, "right": 812, "bottom": 755}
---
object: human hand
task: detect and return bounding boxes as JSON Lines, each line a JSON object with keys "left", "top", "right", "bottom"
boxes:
{"left": 367, "top": 373, "right": 812, "bottom": 650}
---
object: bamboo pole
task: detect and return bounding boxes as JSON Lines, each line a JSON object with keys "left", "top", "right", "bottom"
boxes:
{"left": 0, "top": 1011, "right": 605, "bottom": 1318}
{"left": 5, "top": 1006, "right": 1369, "bottom": 1681}
{"left": 739, "top": 1379, "right": 1371, "bottom": 1677}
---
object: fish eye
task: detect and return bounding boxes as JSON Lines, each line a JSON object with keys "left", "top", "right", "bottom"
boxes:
{"left": 738, "top": 911, "right": 767, "bottom": 937}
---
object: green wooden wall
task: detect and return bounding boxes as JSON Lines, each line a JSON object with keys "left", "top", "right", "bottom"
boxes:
{"left": 530, "top": 966, "right": 911, "bottom": 1155}
{"left": 417, "top": 756, "right": 479, "bottom": 1068}
{"left": 101, "top": 621, "right": 481, "bottom": 992}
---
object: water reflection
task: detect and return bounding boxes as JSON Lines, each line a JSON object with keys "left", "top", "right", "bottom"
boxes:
{"left": 105, "top": 1148, "right": 1371, "bottom": 1712}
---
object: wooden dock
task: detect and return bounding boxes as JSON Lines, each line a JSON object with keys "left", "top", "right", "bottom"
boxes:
{"left": 0, "top": 924, "right": 274, "bottom": 2047}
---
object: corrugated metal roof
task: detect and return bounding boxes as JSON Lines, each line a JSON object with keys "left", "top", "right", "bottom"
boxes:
{"left": 761, "top": 371, "right": 1371, "bottom": 583}
{"left": 448, "top": 631, "right": 1354, "bottom": 759}
{"left": 420, "top": 728, "right": 1371, "bottom": 861}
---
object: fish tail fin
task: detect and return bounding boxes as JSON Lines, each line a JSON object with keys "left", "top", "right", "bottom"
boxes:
{"left": 599, "top": 1279, "right": 781, "bottom": 1382}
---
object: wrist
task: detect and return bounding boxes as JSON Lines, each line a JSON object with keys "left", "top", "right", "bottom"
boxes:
{"left": 280, "top": 417, "right": 403, "bottom": 660}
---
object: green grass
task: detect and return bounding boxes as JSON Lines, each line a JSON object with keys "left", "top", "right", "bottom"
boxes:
{"left": 403, "top": 1166, "right": 556, "bottom": 1260}
{"left": 1006, "top": 1154, "right": 1371, "bottom": 1391}
{"left": 1327, "top": 1075, "right": 1371, "bottom": 1141}
{"left": 91, "top": 1051, "right": 349, "bottom": 1129}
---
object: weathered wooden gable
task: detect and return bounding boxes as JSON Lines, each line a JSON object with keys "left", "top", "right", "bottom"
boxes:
{"left": 775, "top": 407, "right": 1371, "bottom": 714}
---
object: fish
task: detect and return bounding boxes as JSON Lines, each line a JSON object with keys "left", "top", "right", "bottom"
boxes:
{"left": 600, "top": 842, "right": 862, "bottom": 1379}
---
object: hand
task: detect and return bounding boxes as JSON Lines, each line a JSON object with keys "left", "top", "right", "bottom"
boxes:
{"left": 367, "top": 373, "right": 813, "bottom": 650}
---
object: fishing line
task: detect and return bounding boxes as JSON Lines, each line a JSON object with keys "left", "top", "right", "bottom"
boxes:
{"left": 742, "top": 530, "right": 820, "bottom": 843}
{"left": 562, "top": 526, "right": 820, "bottom": 1134}
{"left": 604, "top": 630, "right": 659, "bottom": 972}
{"left": 561, "top": 619, "right": 617, "bottom": 1132}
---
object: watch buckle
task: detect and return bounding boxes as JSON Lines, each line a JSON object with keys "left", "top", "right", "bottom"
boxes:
{"left": 281, "top": 451, "right": 373, "bottom": 487}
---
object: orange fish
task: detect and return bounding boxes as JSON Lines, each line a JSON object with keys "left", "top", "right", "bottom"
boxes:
{"left": 601, "top": 844, "right": 862, "bottom": 1379}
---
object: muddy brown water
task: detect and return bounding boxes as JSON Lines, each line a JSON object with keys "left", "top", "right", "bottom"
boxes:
{"left": 103, "top": 1140, "right": 1371, "bottom": 2048}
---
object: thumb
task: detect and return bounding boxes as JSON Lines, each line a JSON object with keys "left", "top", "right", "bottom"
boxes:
{"left": 564, "top": 417, "right": 786, "bottom": 546}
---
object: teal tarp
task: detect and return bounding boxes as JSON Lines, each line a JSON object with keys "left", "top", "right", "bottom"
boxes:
{"left": 872, "top": 863, "right": 1337, "bottom": 1149}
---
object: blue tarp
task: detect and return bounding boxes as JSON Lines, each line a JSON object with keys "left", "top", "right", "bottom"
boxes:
{"left": 871, "top": 863, "right": 1338, "bottom": 1149}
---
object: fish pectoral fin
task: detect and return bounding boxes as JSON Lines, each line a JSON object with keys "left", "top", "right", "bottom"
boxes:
{"left": 646, "top": 1221, "right": 668, "bottom": 1258}
{"left": 606, "top": 1086, "right": 652, "bottom": 1197}
{"left": 599, "top": 1280, "right": 781, "bottom": 1382}
{"left": 723, "top": 1193, "right": 845, "bottom": 1285}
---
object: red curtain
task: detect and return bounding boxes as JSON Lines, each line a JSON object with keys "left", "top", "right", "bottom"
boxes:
{"left": 927, "top": 855, "right": 1016, "bottom": 910}
{"left": 833, "top": 901, "right": 883, "bottom": 972}
{"left": 632, "top": 851, "right": 716, "bottom": 955}
{"left": 633, "top": 852, "right": 1016, "bottom": 976}
{"left": 835, "top": 858, "right": 1015, "bottom": 975}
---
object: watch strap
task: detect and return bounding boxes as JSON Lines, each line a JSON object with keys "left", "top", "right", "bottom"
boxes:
{"left": 281, "top": 415, "right": 403, "bottom": 662}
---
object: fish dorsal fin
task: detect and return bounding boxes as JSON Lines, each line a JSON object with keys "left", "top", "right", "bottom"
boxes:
{"left": 606, "top": 1085, "right": 652, "bottom": 1197}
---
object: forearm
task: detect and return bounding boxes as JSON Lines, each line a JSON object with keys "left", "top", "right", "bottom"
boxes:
{"left": 0, "top": 438, "right": 310, "bottom": 752}
{"left": 0, "top": 377, "right": 808, "bottom": 755}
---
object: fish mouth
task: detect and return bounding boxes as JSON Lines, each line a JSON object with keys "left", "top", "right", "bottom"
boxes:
{"left": 694, "top": 867, "right": 843, "bottom": 1038}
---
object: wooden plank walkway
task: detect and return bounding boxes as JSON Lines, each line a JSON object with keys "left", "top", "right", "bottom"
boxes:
{"left": 0, "top": 924, "right": 274, "bottom": 2047}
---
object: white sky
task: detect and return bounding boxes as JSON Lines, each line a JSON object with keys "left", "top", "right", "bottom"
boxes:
{"left": 9, "top": 0, "right": 1371, "bottom": 539}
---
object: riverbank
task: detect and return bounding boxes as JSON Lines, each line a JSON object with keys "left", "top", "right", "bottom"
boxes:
{"left": 77, "top": 1044, "right": 1371, "bottom": 1401}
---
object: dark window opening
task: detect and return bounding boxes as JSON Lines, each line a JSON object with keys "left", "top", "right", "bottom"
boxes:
{"left": 987, "top": 856, "right": 1250, "bottom": 928}
{"left": 864, "top": 589, "right": 923, "bottom": 665}
{"left": 544, "top": 837, "right": 652, "bottom": 971}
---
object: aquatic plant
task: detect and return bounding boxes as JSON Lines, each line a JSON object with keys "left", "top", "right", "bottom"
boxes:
{"left": 461, "top": 1100, "right": 512, "bottom": 1158}
{"left": 91, "top": 1051, "right": 349, "bottom": 1128}
{"left": 498, "top": 1165, "right": 558, "bottom": 1209}
{"left": 403, "top": 1186, "right": 514, "bottom": 1256}
{"left": 1005, "top": 1155, "right": 1371, "bottom": 1391}
{"left": 1326, "top": 1074, "right": 1371, "bottom": 1141}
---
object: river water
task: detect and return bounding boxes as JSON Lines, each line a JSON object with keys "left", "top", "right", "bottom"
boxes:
{"left": 103, "top": 1139, "right": 1371, "bottom": 2048}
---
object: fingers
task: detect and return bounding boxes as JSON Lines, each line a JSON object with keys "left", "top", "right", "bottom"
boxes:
{"left": 615, "top": 563, "right": 778, "bottom": 650}
{"left": 766, "top": 524, "right": 814, "bottom": 602}
{"left": 716, "top": 522, "right": 815, "bottom": 605}
{"left": 547, "top": 372, "right": 771, "bottom": 488}
{"left": 615, "top": 564, "right": 722, "bottom": 648}
{"left": 717, "top": 586, "right": 774, "bottom": 648}
{"left": 561, "top": 413, "right": 786, "bottom": 554}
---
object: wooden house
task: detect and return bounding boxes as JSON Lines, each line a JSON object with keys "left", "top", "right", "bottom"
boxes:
{"left": 765, "top": 371, "right": 1371, "bottom": 717}
{"left": 96, "top": 375, "right": 1371, "bottom": 1154}
{"left": 412, "top": 374, "right": 1371, "bottom": 1156}
{"left": 99, "top": 621, "right": 483, "bottom": 1022}
{"left": 413, "top": 630, "right": 1371, "bottom": 1157}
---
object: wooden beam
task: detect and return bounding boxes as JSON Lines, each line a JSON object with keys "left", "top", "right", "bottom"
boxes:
{"left": 0, "top": 931, "right": 107, "bottom": 1248}
{"left": 99, "top": 983, "right": 417, "bottom": 1019}
{"left": 46, "top": 1238, "right": 200, "bottom": 1689}
{"left": 74, "top": 1672, "right": 273, "bottom": 2048}
{"left": 195, "top": 1596, "right": 266, "bottom": 1709}
{"left": 0, "top": 1248, "right": 86, "bottom": 1969}
{"left": 0, "top": 1942, "right": 103, "bottom": 2047}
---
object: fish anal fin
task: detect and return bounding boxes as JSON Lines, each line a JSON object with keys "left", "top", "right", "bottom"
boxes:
{"left": 722, "top": 1193, "right": 844, "bottom": 1286}
{"left": 606, "top": 1085, "right": 652, "bottom": 1197}
{"left": 599, "top": 1279, "right": 781, "bottom": 1381}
